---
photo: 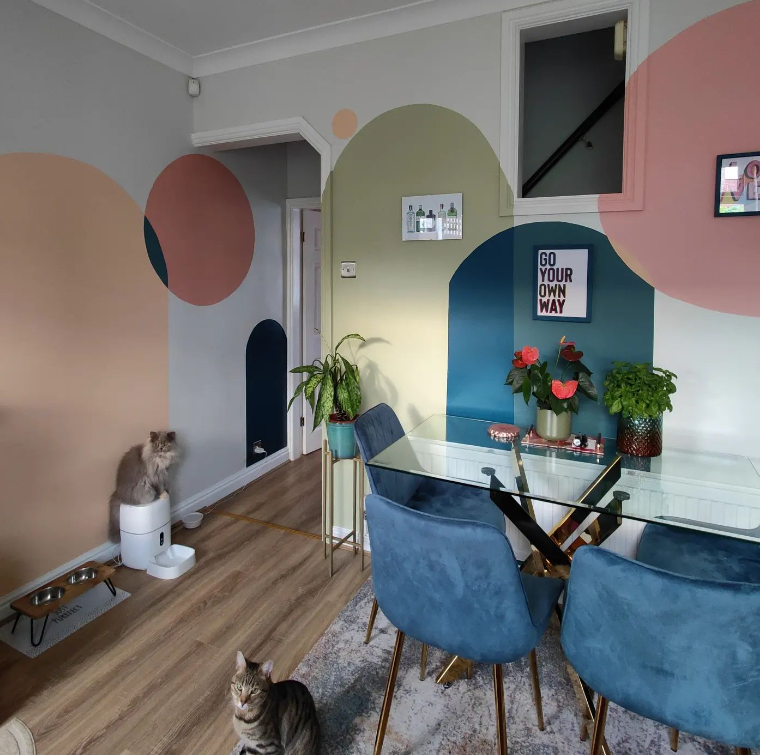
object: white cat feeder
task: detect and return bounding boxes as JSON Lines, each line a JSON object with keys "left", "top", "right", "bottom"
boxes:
{"left": 120, "top": 497, "right": 196, "bottom": 579}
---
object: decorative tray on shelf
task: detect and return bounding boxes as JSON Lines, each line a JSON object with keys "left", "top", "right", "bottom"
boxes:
{"left": 521, "top": 427, "right": 605, "bottom": 456}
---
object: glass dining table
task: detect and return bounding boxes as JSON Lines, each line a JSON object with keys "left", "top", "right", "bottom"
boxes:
{"left": 365, "top": 414, "right": 760, "bottom": 753}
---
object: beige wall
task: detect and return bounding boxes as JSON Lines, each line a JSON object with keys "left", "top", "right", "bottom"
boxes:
{"left": 0, "top": 154, "right": 168, "bottom": 596}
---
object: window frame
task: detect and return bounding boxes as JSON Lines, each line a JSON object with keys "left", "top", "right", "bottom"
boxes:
{"left": 499, "top": 0, "right": 650, "bottom": 216}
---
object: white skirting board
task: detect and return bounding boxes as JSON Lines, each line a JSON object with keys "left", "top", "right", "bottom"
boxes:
{"left": 0, "top": 448, "right": 290, "bottom": 621}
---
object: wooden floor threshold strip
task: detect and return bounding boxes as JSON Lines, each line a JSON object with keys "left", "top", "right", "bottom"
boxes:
{"left": 209, "top": 510, "right": 322, "bottom": 540}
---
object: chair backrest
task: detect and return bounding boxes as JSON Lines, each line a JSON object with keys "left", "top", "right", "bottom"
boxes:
{"left": 561, "top": 546, "right": 760, "bottom": 749}
{"left": 365, "top": 493, "right": 540, "bottom": 664}
{"left": 354, "top": 403, "right": 422, "bottom": 505}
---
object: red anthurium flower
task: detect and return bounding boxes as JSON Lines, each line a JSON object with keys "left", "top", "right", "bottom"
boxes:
{"left": 561, "top": 344, "right": 584, "bottom": 362}
{"left": 512, "top": 358, "right": 526, "bottom": 368}
{"left": 552, "top": 380, "right": 578, "bottom": 400}
{"left": 521, "top": 346, "right": 539, "bottom": 365}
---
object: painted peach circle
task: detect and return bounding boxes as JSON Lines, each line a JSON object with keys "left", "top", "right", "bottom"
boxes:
{"left": 146, "top": 155, "right": 255, "bottom": 306}
{"left": 332, "top": 109, "right": 358, "bottom": 140}
{"left": 600, "top": 1, "right": 760, "bottom": 316}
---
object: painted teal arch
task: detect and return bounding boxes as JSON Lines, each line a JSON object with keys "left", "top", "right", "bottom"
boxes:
{"left": 447, "top": 222, "right": 654, "bottom": 438}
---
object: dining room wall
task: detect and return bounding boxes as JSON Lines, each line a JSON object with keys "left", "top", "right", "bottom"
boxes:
{"left": 193, "top": 0, "right": 760, "bottom": 527}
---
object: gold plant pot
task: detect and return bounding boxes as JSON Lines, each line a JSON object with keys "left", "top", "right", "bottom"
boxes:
{"left": 536, "top": 408, "right": 572, "bottom": 441}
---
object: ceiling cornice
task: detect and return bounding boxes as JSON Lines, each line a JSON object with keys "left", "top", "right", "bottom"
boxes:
{"left": 29, "top": 0, "right": 193, "bottom": 74}
{"left": 30, "top": 0, "right": 547, "bottom": 78}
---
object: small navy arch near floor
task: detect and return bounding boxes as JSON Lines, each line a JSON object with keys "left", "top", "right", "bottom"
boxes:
{"left": 246, "top": 319, "right": 287, "bottom": 466}
{"left": 447, "top": 222, "right": 654, "bottom": 439}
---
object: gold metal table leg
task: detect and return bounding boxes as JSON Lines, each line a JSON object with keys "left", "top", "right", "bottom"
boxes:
{"left": 365, "top": 598, "right": 379, "bottom": 644}
{"left": 435, "top": 655, "right": 472, "bottom": 686}
{"left": 352, "top": 457, "right": 358, "bottom": 555}
{"left": 322, "top": 440, "right": 328, "bottom": 560}
{"left": 420, "top": 643, "right": 428, "bottom": 681}
{"left": 359, "top": 461, "right": 366, "bottom": 571}
{"left": 529, "top": 649, "right": 545, "bottom": 731}
{"left": 590, "top": 696, "right": 610, "bottom": 755}
{"left": 328, "top": 448, "right": 335, "bottom": 577}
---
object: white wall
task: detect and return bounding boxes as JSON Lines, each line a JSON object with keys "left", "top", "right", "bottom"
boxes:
{"left": 169, "top": 145, "right": 288, "bottom": 502}
{"left": 286, "top": 140, "right": 322, "bottom": 199}
{"left": 0, "top": 0, "right": 191, "bottom": 207}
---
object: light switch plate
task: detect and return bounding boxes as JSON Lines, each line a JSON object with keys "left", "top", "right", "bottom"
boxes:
{"left": 341, "top": 261, "right": 356, "bottom": 278}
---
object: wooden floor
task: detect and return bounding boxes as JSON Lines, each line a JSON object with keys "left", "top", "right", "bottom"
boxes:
{"left": 0, "top": 457, "right": 369, "bottom": 755}
{"left": 223, "top": 451, "right": 323, "bottom": 536}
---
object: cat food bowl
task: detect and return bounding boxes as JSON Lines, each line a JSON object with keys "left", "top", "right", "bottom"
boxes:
{"left": 147, "top": 545, "right": 196, "bottom": 580}
{"left": 30, "top": 586, "right": 66, "bottom": 606}
{"left": 66, "top": 566, "right": 99, "bottom": 584}
{"left": 182, "top": 512, "right": 203, "bottom": 529}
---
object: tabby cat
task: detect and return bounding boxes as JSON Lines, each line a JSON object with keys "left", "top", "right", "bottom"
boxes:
{"left": 108, "top": 431, "right": 179, "bottom": 540}
{"left": 231, "top": 651, "right": 321, "bottom": 755}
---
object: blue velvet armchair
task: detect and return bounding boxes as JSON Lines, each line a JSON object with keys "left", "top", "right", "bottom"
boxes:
{"left": 366, "top": 493, "right": 564, "bottom": 754}
{"left": 354, "top": 403, "right": 506, "bottom": 666}
{"left": 561, "top": 545, "right": 760, "bottom": 755}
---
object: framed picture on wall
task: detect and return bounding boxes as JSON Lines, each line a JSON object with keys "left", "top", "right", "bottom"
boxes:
{"left": 402, "top": 193, "right": 462, "bottom": 241}
{"left": 715, "top": 152, "right": 760, "bottom": 217}
{"left": 532, "top": 245, "right": 593, "bottom": 322}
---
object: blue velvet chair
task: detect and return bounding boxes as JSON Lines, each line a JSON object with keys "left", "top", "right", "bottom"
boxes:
{"left": 561, "top": 545, "right": 760, "bottom": 755}
{"left": 366, "top": 493, "right": 564, "bottom": 754}
{"left": 355, "top": 403, "right": 507, "bottom": 667}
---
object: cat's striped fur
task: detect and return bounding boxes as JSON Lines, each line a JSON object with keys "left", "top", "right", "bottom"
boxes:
{"left": 232, "top": 652, "right": 320, "bottom": 755}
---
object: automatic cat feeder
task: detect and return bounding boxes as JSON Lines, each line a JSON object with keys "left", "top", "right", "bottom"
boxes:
{"left": 120, "top": 497, "right": 196, "bottom": 579}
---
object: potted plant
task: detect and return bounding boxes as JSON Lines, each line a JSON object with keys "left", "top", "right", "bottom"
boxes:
{"left": 603, "top": 362, "right": 677, "bottom": 457}
{"left": 288, "top": 333, "right": 365, "bottom": 459}
{"left": 506, "top": 338, "right": 597, "bottom": 441}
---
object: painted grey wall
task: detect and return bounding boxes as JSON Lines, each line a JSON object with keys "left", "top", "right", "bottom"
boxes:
{"left": 521, "top": 27, "right": 625, "bottom": 198}
{"left": 0, "top": 0, "right": 192, "bottom": 208}
{"left": 286, "top": 140, "right": 321, "bottom": 199}
{"left": 169, "top": 144, "right": 288, "bottom": 503}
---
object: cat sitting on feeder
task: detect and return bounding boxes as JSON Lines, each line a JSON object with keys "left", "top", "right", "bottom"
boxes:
{"left": 108, "top": 431, "right": 179, "bottom": 541}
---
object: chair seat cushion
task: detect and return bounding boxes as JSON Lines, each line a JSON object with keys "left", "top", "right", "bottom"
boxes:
{"left": 521, "top": 574, "right": 564, "bottom": 631}
{"left": 638, "top": 523, "right": 760, "bottom": 584}
{"left": 409, "top": 478, "right": 507, "bottom": 532}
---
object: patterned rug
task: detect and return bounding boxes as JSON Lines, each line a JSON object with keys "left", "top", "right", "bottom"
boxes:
{"left": 233, "top": 580, "right": 731, "bottom": 754}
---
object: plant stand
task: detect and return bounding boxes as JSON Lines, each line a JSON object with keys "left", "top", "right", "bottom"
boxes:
{"left": 322, "top": 440, "right": 366, "bottom": 577}
{"left": 10, "top": 561, "right": 116, "bottom": 647}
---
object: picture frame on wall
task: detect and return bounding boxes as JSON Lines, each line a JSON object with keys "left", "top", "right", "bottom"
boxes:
{"left": 532, "top": 245, "right": 593, "bottom": 323}
{"left": 402, "top": 193, "right": 462, "bottom": 241}
{"left": 715, "top": 152, "right": 760, "bottom": 217}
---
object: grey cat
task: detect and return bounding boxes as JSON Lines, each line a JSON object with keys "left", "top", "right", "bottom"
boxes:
{"left": 108, "top": 431, "right": 179, "bottom": 540}
{"left": 232, "top": 651, "right": 321, "bottom": 755}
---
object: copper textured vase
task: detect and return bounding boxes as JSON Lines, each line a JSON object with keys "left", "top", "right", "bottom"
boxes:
{"left": 617, "top": 414, "right": 663, "bottom": 457}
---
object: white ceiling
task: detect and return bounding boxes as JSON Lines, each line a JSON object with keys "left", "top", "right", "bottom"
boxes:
{"left": 31, "top": 0, "right": 509, "bottom": 76}
{"left": 84, "top": 0, "right": 428, "bottom": 56}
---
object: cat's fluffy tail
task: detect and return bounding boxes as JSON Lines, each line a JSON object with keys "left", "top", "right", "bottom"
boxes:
{"left": 108, "top": 493, "right": 121, "bottom": 543}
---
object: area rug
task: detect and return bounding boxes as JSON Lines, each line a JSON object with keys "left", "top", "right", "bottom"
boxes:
{"left": 0, "top": 719, "right": 35, "bottom": 755}
{"left": 232, "top": 580, "right": 731, "bottom": 754}
{"left": 0, "top": 583, "right": 129, "bottom": 658}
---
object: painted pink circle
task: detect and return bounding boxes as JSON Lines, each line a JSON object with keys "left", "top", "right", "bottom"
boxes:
{"left": 146, "top": 155, "right": 254, "bottom": 306}
{"left": 600, "top": 1, "right": 760, "bottom": 316}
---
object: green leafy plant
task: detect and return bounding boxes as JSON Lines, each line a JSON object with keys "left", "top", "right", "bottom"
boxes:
{"left": 506, "top": 338, "right": 597, "bottom": 415}
{"left": 603, "top": 362, "right": 677, "bottom": 419}
{"left": 288, "top": 333, "right": 365, "bottom": 430}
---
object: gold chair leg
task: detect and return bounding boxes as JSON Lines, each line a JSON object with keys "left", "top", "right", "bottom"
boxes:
{"left": 580, "top": 709, "right": 591, "bottom": 741}
{"left": 529, "top": 649, "right": 545, "bottom": 731}
{"left": 420, "top": 643, "right": 428, "bottom": 681}
{"left": 365, "top": 598, "right": 379, "bottom": 644}
{"left": 590, "top": 696, "right": 609, "bottom": 755}
{"left": 374, "top": 630, "right": 405, "bottom": 755}
{"left": 670, "top": 728, "right": 679, "bottom": 752}
{"left": 493, "top": 664, "right": 508, "bottom": 755}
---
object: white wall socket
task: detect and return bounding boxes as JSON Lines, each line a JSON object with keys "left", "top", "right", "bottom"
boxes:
{"left": 341, "top": 261, "right": 356, "bottom": 278}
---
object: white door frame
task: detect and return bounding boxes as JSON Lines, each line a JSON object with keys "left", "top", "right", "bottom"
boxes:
{"left": 286, "top": 198, "right": 321, "bottom": 461}
{"left": 191, "top": 117, "right": 332, "bottom": 463}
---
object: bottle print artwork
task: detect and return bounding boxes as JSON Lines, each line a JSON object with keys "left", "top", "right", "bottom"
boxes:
{"left": 415, "top": 205, "right": 425, "bottom": 233}
{"left": 403, "top": 195, "right": 461, "bottom": 239}
{"left": 406, "top": 204, "right": 415, "bottom": 233}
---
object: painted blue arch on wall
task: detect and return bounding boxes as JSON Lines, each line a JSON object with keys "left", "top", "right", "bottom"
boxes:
{"left": 447, "top": 231, "right": 515, "bottom": 423}
{"left": 447, "top": 222, "right": 654, "bottom": 439}
{"left": 246, "top": 319, "right": 287, "bottom": 466}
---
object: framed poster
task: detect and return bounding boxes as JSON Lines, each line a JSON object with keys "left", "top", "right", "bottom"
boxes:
{"left": 533, "top": 246, "right": 593, "bottom": 322}
{"left": 402, "top": 193, "right": 462, "bottom": 241}
{"left": 715, "top": 152, "right": 760, "bottom": 217}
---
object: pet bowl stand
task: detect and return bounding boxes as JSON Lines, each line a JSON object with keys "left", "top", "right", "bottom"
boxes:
{"left": 9, "top": 561, "right": 116, "bottom": 647}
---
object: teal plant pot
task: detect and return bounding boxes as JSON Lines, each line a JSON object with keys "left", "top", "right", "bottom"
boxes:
{"left": 327, "top": 415, "right": 358, "bottom": 459}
